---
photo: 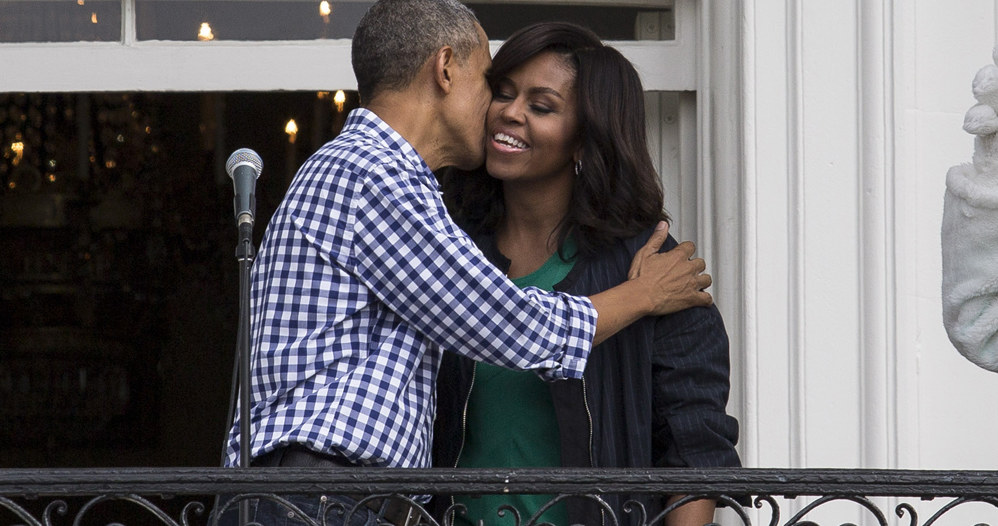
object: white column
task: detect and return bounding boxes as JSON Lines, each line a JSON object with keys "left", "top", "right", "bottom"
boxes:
{"left": 696, "top": 0, "right": 755, "bottom": 468}
{"left": 857, "top": 0, "right": 898, "bottom": 470}
{"left": 721, "top": 0, "right": 998, "bottom": 481}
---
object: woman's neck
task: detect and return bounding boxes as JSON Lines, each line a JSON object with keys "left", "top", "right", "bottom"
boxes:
{"left": 497, "top": 179, "right": 571, "bottom": 278}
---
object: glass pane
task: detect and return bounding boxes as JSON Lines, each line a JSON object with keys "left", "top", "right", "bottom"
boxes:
{"left": 135, "top": 1, "right": 374, "bottom": 41}
{"left": 133, "top": 1, "right": 672, "bottom": 43}
{"left": 0, "top": 1, "right": 121, "bottom": 43}
{"left": 468, "top": 4, "right": 674, "bottom": 41}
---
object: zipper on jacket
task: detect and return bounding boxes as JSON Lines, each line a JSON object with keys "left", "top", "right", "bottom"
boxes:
{"left": 581, "top": 376, "right": 607, "bottom": 526}
{"left": 581, "top": 377, "right": 595, "bottom": 467}
{"left": 449, "top": 362, "right": 477, "bottom": 513}
{"left": 454, "top": 362, "right": 476, "bottom": 467}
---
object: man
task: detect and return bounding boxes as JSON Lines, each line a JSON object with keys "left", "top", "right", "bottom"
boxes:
{"left": 216, "top": 1, "right": 713, "bottom": 524}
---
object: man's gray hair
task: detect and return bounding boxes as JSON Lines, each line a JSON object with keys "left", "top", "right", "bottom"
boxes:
{"left": 352, "top": 0, "right": 481, "bottom": 103}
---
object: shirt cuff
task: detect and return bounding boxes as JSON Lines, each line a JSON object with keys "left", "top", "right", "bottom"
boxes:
{"left": 551, "top": 294, "right": 597, "bottom": 380}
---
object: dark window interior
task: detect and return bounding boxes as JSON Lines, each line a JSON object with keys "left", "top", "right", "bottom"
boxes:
{"left": 0, "top": 0, "right": 672, "bottom": 472}
{"left": 0, "top": 90, "right": 359, "bottom": 468}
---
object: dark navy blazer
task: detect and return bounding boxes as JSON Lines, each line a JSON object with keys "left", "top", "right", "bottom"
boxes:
{"left": 433, "top": 225, "right": 741, "bottom": 525}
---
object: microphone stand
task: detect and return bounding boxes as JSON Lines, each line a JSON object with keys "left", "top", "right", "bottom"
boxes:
{"left": 235, "top": 218, "right": 255, "bottom": 526}
{"left": 219, "top": 148, "right": 262, "bottom": 526}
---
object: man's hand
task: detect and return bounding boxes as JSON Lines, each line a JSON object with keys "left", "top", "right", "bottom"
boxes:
{"left": 588, "top": 221, "right": 714, "bottom": 345}
{"left": 628, "top": 221, "right": 713, "bottom": 316}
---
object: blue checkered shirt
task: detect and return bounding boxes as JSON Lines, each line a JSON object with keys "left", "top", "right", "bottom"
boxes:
{"left": 224, "top": 108, "right": 597, "bottom": 469}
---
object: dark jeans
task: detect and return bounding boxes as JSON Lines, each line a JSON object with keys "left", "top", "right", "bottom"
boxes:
{"left": 212, "top": 493, "right": 381, "bottom": 526}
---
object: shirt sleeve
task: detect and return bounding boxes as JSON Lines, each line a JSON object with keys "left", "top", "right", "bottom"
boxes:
{"left": 942, "top": 163, "right": 998, "bottom": 372}
{"left": 295, "top": 159, "right": 595, "bottom": 380}
{"left": 650, "top": 304, "right": 741, "bottom": 468}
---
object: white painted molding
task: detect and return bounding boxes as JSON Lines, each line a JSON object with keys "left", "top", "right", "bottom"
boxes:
{"left": 697, "top": 0, "right": 752, "bottom": 466}
{"left": 786, "top": 0, "right": 807, "bottom": 471}
{"left": 857, "top": 0, "right": 898, "bottom": 470}
{"left": 0, "top": 40, "right": 357, "bottom": 92}
{"left": 736, "top": 0, "right": 759, "bottom": 472}
{"left": 0, "top": 38, "right": 692, "bottom": 92}
{"left": 890, "top": 0, "right": 921, "bottom": 472}
{"left": 615, "top": 40, "right": 696, "bottom": 92}
{"left": 678, "top": 91, "right": 698, "bottom": 243}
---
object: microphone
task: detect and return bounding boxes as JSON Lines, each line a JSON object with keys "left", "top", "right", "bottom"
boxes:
{"left": 226, "top": 148, "right": 263, "bottom": 227}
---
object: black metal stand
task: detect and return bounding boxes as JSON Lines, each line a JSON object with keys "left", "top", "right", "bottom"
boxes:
{"left": 234, "top": 221, "right": 255, "bottom": 526}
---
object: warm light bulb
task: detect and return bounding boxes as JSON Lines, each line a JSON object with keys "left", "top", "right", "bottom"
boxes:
{"left": 198, "top": 22, "right": 215, "bottom": 41}
{"left": 285, "top": 119, "right": 299, "bottom": 143}
{"left": 10, "top": 141, "right": 23, "bottom": 166}
{"left": 91, "top": 12, "right": 98, "bottom": 24}
{"left": 77, "top": 0, "right": 84, "bottom": 5}
{"left": 333, "top": 90, "right": 346, "bottom": 112}
{"left": 319, "top": 1, "right": 331, "bottom": 18}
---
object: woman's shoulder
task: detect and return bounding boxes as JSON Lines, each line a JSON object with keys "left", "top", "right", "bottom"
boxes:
{"left": 619, "top": 223, "right": 680, "bottom": 255}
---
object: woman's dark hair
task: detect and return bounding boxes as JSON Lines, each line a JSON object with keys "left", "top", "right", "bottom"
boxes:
{"left": 440, "top": 21, "right": 668, "bottom": 257}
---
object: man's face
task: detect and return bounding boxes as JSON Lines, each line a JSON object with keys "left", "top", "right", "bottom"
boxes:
{"left": 446, "top": 23, "right": 493, "bottom": 170}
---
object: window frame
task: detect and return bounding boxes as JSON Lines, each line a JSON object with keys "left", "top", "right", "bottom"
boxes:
{"left": 0, "top": 0, "right": 693, "bottom": 92}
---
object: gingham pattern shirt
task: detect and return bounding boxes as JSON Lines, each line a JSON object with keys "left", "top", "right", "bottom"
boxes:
{"left": 224, "top": 109, "right": 597, "bottom": 469}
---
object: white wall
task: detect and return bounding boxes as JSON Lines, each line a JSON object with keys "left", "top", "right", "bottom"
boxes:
{"left": 900, "top": 0, "right": 998, "bottom": 470}
{"left": 721, "top": 0, "right": 998, "bottom": 473}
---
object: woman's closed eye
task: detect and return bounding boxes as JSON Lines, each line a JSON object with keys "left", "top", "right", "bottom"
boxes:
{"left": 530, "top": 103, "right": 555, "bottom": 115}
{"left": 492, "top": 89, "right": 515, "bottom": 101}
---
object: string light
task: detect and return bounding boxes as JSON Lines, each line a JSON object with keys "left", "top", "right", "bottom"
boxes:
{"left": 285, "top": 119, "right": 299, "bottom": 144}
{"left": 91, "top": 12, "right": 98, "bottom": 24}
{"left": 198, "top": 22, "right": 215, "bottom": 41}
{"left": 333, "top": 90, "right": 346, "bottom": 112}
{"left": 319, "top": 1, "right": 331, "bottom": 23}
{"left": 10, "top": 141, "right": 24, "bottom": 166}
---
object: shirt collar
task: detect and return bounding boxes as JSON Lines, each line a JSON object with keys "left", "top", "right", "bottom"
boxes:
{"left": 343, "top": 108, "right": 435, "bottom": 183}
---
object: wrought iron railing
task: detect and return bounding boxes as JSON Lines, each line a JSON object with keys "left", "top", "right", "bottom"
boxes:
{"left": 2, "top": 467, "right": 998, "bottom": 526}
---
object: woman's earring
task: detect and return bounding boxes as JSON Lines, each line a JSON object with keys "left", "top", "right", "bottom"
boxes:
{"left": 574, "top": 159, "right": 583, "bottom": 176}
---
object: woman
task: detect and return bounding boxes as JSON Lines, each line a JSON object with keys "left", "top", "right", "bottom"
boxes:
{"left": 433, "top": 22, "right": 741, "bottom": 526}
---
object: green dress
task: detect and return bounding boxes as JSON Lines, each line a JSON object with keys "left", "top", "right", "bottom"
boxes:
{"left": 454, "top": 242, "right": 576, "bottom": 526}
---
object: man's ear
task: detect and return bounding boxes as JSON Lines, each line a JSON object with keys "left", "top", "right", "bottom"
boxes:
{"left": 433, "top": 46, "right": 455, "bottom": 94}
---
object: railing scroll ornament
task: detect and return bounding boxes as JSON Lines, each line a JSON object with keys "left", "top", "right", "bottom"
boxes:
{"left": 1, "top": 468, "right": 997, "bottom": 526}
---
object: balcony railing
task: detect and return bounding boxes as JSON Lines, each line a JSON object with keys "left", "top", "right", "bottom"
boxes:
{"left": 2, "top": 467, "right": 998, "bottom": 526}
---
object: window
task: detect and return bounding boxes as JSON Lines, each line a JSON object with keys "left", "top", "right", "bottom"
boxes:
{"left": 0, "top": 1, "right": 121, "bottom": 43}
{"left": 0, "top": 0, "right": 700, "bottom": 468}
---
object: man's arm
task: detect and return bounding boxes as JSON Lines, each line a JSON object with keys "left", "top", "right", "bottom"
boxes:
{"left": 345, "top": 169, "right": 710, "bottom": 376}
